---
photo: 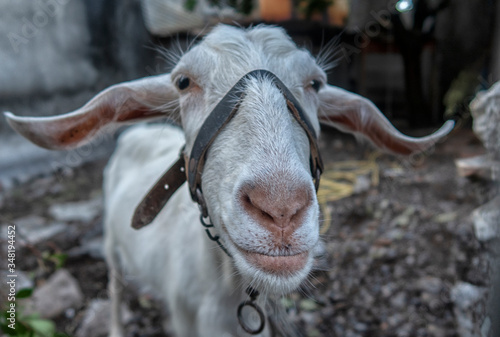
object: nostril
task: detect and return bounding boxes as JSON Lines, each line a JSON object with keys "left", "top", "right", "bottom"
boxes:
{"left": 261, "top": 210, "right": 274, "bottom": 221}
{"left": 238, "top": 182, "right": 312, "bottom": 230}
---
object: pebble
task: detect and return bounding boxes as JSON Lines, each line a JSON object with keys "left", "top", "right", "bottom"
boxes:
{"left": 67, "top": 236, "right": 105, "bottom": 259}
{"left": 300, "top": 299, "right": 320, "bottom": 311}
{"left": 390, "top": 292, "right": 407, "bottom": 309}
{"left": 24, "top": 269, "right": 84, "bottom": 319}
{"left": 353, "top": 174, "right": 372, "bottom": 194}
{"left": 49, "top": 197, "right": 102, "bottom": 223}
{"left": 451, "top": 282, "right": 486, "bottom": 310}
{"left": 451, "top": 282, "right": 487, "bottom": 337}
{"left": 76, "top": 299, "right": 133, "bottom": 337}
{"left": 1, "top": 215, "right": 67, "bottom": 244}
{"left": 473, "top": 197, "right": 500, "bottom": 241}
{"left": 415, "top": 276, "right": 443, "bottom": 294}
{"left": 390, "top": 207, "right": 416, "bottom": 227}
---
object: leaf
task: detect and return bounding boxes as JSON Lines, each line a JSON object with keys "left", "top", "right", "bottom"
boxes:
{"left": 17, "top": 288, "right": 34, "bottom": 299}
{"left": 25, "top": 318, "right": 55, "bottom": 337}
{"left": 184, "top": 0, "right": 197, "bottom": 11}
{"left": 1, "top": 323, "right": 14, "bottom": 335}
{"left": 0, "top": 319, "right": 29, "bottom": 336}
{"left": 299, "top": 299, "right": 319, "bottom": 311}
{"left": 49, "top": 253, "right": 67, "bottom": 269}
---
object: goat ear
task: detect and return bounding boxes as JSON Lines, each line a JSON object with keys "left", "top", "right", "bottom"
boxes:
{"left": 4, "top": 74, "right": 178, "bottom": 150}
{"left": 318, "top": 85, "right": 455, "bottom": 155}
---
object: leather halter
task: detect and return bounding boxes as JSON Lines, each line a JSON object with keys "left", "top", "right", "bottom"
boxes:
{"left": 132, "top": 69, "right": 323, "bottom": 230}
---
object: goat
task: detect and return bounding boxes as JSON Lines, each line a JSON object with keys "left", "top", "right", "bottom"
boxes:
{"left": 5, "top": 24, "right": 454, "bottom": 337}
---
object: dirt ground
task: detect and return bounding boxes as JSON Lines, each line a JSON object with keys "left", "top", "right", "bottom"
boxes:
{"left": 0, "top": 125, "right": 497, "bottom": 337}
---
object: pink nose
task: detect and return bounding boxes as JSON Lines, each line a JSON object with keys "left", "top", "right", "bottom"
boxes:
{"left": 239, "top": 182, "right": 312, "bottom": 238}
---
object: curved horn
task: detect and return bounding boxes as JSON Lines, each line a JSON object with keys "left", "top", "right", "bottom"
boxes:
{"left": 318, "top": 85, "right": 455, "bottom": 155}
{"left": 4, "top": 73, "right": 178, "bottom": 150}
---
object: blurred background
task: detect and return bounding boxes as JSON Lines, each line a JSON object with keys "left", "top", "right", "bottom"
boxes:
{"left": 1, "top": 0, "right": 498, "bottom": 129}
{"left": 0, "top": 1, "right": 499, "bottom": 336}
{"left": 1, "top": 0, "right": 499, "bottom": 182}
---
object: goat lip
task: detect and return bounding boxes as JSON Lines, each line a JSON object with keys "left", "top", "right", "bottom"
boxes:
{"left": 239, "top": 249, "right": 309, "bottom": 276}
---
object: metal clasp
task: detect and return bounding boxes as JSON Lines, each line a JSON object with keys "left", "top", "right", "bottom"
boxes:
{"left": 237, "top": 287, "right": 265, "bottom": 335}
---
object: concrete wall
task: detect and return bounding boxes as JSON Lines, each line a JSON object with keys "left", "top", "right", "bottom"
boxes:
{"left": 0, "top": 0, "right": 98, "bottom": 98}
{"left": 0, "top": 0, "right": 156, "bottom": 135}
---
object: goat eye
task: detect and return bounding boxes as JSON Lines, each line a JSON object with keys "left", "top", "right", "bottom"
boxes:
{"left": 176, "top": 76, "right": 191, "bottom": 91}
{"left": 310, "top": 79, "right": 322, "bottom": 92}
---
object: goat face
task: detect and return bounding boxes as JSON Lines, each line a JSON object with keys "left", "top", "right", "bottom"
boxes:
{"left": 171, "top": 25, "right": 325, "bottom": 294}
{"left": 5, "top": 24, "right": 454, "bottom": 298}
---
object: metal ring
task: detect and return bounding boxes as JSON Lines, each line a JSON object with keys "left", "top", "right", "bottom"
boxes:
{"left": 205, "top": 229, "right": 220, "bottom": 241}
{"left": 237, "top": 300, "right": 265, "bottom": 335}
{"left": 200, "top": 214, "right": 214, "bottom": 228}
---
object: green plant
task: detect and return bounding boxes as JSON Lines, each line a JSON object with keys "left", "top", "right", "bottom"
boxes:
{"left": 0, "top": 289, "right": 69, "bottom": 337}
{"left": 41, "top": 252, "right": 68, "bottom": 270}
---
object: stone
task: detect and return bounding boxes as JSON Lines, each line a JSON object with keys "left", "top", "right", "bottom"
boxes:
{"left": 1, "top": 215, "right": 67, "bottom": 244}
{"left": 24, "top": 269, "right": 84, "bottom": 319}
{"left": 455, "top": 155, "right": 493, "bottom": 179}
{"left": 451, "top": 282, "right": 486, "bottom": 310}
{"left": 49, "top": 198, "right": 102, "bottom": 223}
{"left": 481, "top": 316, "right": 491, "bottom": 337}
{"left": 473, "top": 196, "right": 500, "bottom": 241}
{"left": 390, "top": 292, "right": 407, "bottom": 309}
{"left": 470, "top": 82, "right": 500, "bottom": 158}
{"left": 390, "top": 207, "right": 416, "bottom": 227}
{"left": 76, "top": 299, "right": 133, "bottom": 337}
{"left": 415, "top": 276, "right": 444, "bottom": 294}
{"left": 67, "top": 236, "right": 104, "bottom": 260}
{"left": 451, "top": 282, "right": 487, "bottom": 337}
{"left": 353, "top": 174, "right": 372, "bottom": 194}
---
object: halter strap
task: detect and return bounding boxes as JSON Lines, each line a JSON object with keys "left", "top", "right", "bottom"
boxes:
{"left": 132, "top": 70, "right": 323, "bottom": 229}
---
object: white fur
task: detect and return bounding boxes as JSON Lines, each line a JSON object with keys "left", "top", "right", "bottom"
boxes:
{"left": 105, "top": 25, "right": 326, "bottom": 337}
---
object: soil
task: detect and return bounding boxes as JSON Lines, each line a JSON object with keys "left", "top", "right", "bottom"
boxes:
{"left": 0, "top": 126, "right": 497, "bottom": 337}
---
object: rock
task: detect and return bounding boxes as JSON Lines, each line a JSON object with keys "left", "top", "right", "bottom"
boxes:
{"left": 415, "top": 276, "right": 444, "bottom": 294}
{"left": 353, "top": 174, "right": 372, "bottom": 194}
{"left": 473, "top": 196, "right": 500, "bottom": 241}
{"left": 451, "top": 282, "right": 486, "bottom": 310}
{"left": 25, "top": 269, "right": 84, "bottom": 319}
{"left": 390, "top": 292, "right": 407, "bottom": 309}
{"left": 300, "top": 299, "right": 320, "bottom": 311}
{"left": 433, "top": 211, "right": 458, "bottom": 224}
{"left": 455, "top": 155, "right": 493, "bottom": 179}
{"left": 76, "top": 299, "right": 133, "bottom": 337}
{"left": 49, "top": 198, "right": 102, "bottom": 223}
{"left": 470, "top": 82, "right": 500, "bottom": 158}
{"left": 1, "top": 215, "right": 67, "bottom": 244}
{"left": 67, "top": 236, "right": 105, "bottom": 260}
{"left": 427, "top": 324, "right": 447, "bottom": 337}
{"left": 451, "top": 282, "right": 487, "bottom": 337}
{"left": 390, "top": 207, "right": 416, "bottom": 227}
{"left": 481, "top": 316, "right": 491, "bottom": 337}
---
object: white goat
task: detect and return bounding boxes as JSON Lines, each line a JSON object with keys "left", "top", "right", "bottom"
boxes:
{"left": 5, "top": 24, "right": 454, "bottom": 337}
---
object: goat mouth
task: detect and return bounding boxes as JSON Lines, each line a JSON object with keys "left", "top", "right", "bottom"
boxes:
{"left": 239, "top": 248, "right": 309, "bottom": 276}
